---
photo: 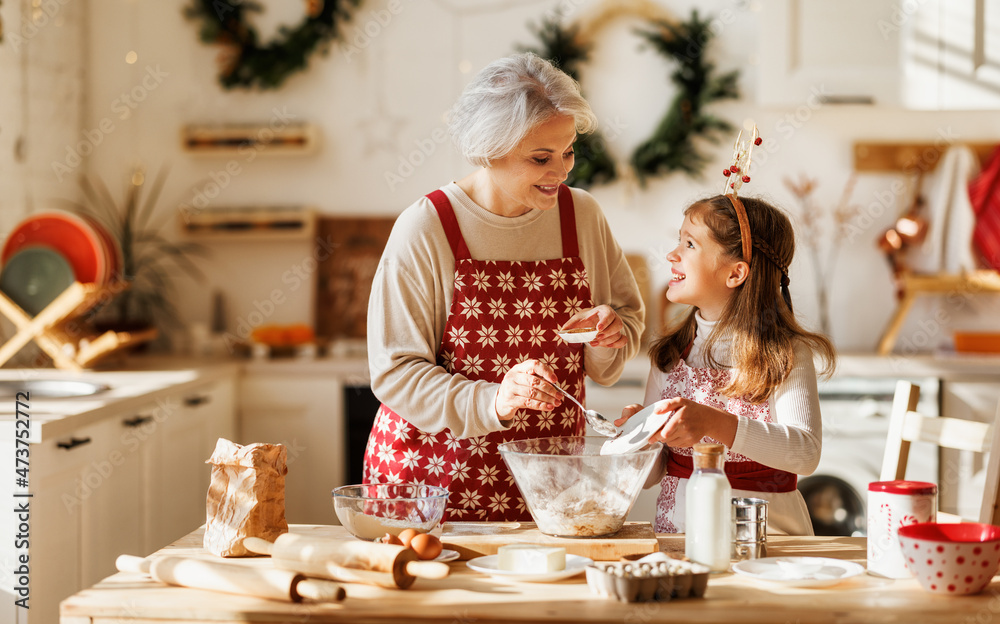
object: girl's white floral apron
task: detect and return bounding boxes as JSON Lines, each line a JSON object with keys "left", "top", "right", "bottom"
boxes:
{"left": 654, "top": 358, "right": 800, "bottom": 533}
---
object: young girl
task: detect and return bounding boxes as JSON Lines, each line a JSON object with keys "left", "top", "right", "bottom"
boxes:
{"left": 619, "top": 194, "right": 836, "bottom": 535}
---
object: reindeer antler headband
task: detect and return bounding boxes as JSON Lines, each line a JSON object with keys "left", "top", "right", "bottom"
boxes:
{"left": 721, "top": 126, "right": 790, "bottom": 290}
{"left": 721, "top": 125, "right": 762, "bottom": 263}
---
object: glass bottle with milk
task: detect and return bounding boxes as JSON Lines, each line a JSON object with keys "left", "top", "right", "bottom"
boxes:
{"left": 685, "top": 442, "right": 731, "bottom": 571}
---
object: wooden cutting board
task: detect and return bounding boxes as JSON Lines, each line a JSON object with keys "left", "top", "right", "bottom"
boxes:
{"left": 441, "top": 521, "right": 658, "bottom": 561}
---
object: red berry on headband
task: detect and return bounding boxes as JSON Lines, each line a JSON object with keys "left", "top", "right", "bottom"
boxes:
{"left": 723, "top": 169, "right": 731, "bottom": 177}
{"left": 754, "top": 137, "right": 763, "bottom": 146}
{"left": 742, "top": 175, "right": 751, "bottom": 183}
{"left": 730, "top": 165, "right": 739, "bottom": 173}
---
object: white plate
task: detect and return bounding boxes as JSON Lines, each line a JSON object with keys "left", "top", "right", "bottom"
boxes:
{"left": 600, "top": 403, "right": 673, "bottom": 455}
{"left": 435, "top": 549, "right": 460, "bottom": 563}
{"left": 466, "top": 554, "right": 593, "bottom": 582}
{"left": 556, "top": 327, "right": 598, "bottom": 343}
{"left": 731, "top": 556, "right": 866, "bottom": 588}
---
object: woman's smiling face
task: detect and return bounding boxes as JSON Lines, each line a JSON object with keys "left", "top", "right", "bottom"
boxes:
{"left": 665, "top": 212, "right": 743, "bottom": 321}
{"left": 485, "top": 114, "right": 577, "bottom": 216}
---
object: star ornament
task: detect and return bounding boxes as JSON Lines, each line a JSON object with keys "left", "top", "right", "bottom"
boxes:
{"left": 357, "top": 109, "right": 408, "bottom": 157}
{"left": 721, "top": 125, "right": 763, "bottom": 195}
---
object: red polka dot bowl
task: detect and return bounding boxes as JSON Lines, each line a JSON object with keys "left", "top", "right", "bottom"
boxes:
{"left": 897, "top": 522, "right": 1000, "bottom": 595}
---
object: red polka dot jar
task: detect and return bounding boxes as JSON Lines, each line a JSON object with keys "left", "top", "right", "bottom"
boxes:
{"left": 897, "top": 522, "right": 1000, "bottom": 595}
{"left": 867, "top": 481, "right": 937, "bottom": 578}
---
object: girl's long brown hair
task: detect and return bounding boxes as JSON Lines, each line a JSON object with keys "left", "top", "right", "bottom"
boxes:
{"left": 650, "top": 195, "right": 836, "bottom": 403}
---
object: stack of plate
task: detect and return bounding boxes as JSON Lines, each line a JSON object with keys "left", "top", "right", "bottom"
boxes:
{"left": 0, "top": 212, "right": 121, "bottom": 316}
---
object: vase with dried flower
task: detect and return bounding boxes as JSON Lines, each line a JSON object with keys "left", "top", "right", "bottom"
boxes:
{"left": 784, "top": 174, "right": 860, "bottom": 338}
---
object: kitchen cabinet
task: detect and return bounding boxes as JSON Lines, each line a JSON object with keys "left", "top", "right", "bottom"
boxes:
{"left": 25, "top": 420, "right": 95, "bottom": 624}
{"left": 148, "top": 379, "right": 236, "bottom": 550}
{"left": 238, "top": 372, "right": 346, "bottom": 525}
{"left": 16, "top": 414, "right": 146, "bottom": 624}
{"left": 758, "top": 0, "right": 903, "bottom": 107}
{"left": 0, "top": 373, "right": 237, "bottom": 624}
{"left": 758, "top": 0, "right": 1000, "bottom": 109}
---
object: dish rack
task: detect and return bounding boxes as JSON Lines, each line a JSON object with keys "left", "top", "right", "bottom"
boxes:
{"left": 0, "top": 281, "right": 157, "bottom": 370}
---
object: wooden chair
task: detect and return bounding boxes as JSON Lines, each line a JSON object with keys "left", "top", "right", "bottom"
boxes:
{"left": 881, "top": 381, "right": 1000, "bottom": 524}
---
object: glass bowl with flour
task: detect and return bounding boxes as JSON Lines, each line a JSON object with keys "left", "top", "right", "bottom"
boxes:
{"left": 499, "top": 436, "right": 662, "bottom": 537}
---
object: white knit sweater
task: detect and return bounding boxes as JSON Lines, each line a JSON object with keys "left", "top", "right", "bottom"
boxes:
{"left": 644, "top": 312, "right": 823, "bottom": 475}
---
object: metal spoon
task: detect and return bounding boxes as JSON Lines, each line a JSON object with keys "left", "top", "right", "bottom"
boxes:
{"left": 552, "top": 383, "right": 620, "bottom": 438}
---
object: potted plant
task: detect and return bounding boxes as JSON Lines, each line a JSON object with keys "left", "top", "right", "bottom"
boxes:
{"left": 65, "top": 166, "right": 207, "bottom": 346}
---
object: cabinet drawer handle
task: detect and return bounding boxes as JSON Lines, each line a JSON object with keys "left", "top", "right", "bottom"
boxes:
{"left": 57, "top": 437, "right": 92, "bottom": 450}
{"left": 184, "top": 395, "right": 211, "bottom": 407}
{"left": 123, "top": 415, "right": 154, "bottom": 427}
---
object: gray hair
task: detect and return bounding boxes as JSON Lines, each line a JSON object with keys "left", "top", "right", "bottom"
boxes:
{"left": 448, "top": 52, "right": 598, "bottom": 167}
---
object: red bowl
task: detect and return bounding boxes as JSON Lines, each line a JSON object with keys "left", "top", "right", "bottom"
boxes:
{"left": 78, "top": 215, "right": 121, "bottom": 284}
{"left": 2, "top": 212, "right": 108, "bottom": 285}
{"left": 897, "top": 522, "right": 1000, "bottom": 595}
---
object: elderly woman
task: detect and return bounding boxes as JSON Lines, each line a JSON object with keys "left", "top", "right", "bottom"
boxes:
{"left": 362, "top": 52, "right": 645, "bottom": 522}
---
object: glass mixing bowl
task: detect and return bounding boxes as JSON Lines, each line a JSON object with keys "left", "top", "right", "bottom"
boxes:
{"left": 332, "top": 483, "right": 449, "bottom": 540}
{"left": 499, "top": 436, "right": 663, "bottom": 538}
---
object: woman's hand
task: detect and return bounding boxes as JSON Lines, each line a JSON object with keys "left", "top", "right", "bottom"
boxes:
{"left": 561, "top": 305, "right": 626, "bottom": 349}
{"left": 613, "top": 403, "right": 644, "bottom": 428}
{"left": 494, "top": 359, "right": 563, "bottom": 421}
{"left": 647, "top": 397, "right": 737, "bottom": 448}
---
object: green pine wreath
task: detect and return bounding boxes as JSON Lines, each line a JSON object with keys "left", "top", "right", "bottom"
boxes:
{"left": 631, "top": 11, "right": 740, "bottom": 185}
{"left": 523, "top": 9, "right": 739, "bottom": 188}
{"left": 184, "top": 0, "right": 360, "bottom": 90}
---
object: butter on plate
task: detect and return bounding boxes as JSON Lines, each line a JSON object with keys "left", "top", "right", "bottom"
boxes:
{"left": 497, "top": 544, "right": 567, "bottom": 573}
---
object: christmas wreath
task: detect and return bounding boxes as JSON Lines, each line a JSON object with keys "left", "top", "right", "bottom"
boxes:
{"left": 523, "top": 8, "right": 739, "bottom": 188}
{"left": 184, "top": 0, "right": 360, "bottom": 90}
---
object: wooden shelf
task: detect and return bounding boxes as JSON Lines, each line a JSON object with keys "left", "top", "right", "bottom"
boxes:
{"left": 854, "top": 141, "right": 997, "bottom": 173}
{"left": 0, "top": 281, "right": 157, "bottom": 370}
{"left": 877, "top": 270, "right": 1000, "bottom": 355}
{"left": 179, "top": 206, "right": 317, "bottom": 241}
{"left": 181, "top": 123, "right": 320, "bottom": 158}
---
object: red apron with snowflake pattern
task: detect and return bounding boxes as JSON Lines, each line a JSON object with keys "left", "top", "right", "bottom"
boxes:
{"left": 362, "top": 185, "right": 591, "bottom": 522}
{"left": 653, "top": 358, "right": 800, "bottom": 533}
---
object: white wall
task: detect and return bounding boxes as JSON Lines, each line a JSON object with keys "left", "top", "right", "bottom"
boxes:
{"left": 19, "top": 0, "right": 1000, "bottom": 353}
{"left": 0, "top": 0, "right": 85, "bottom": 230}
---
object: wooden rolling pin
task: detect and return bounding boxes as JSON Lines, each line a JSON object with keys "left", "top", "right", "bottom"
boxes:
{"left": 244, "top": 534, "right": 449, "bottom": 589}
{"left": 116, "top": 555, "right": 346, "bottom": 602}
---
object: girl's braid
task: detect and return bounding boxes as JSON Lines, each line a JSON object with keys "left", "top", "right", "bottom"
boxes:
{"left": 752, "top": 237, "right": 790, "bottom": 287}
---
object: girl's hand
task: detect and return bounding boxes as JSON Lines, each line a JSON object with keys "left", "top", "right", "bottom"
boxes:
{"left": 614, "top": 403, "right": 644, "bottom": 428}
{"left": 648, "top": 397, "right": 737, "bottom": 448}
{"left": 494, "top": 359, "right": 563, "bottom": 421}
{"left": 561, "top": 305, "right": 626, "bottom": 349}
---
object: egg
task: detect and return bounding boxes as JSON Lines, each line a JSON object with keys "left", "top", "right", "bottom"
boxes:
{"left": 381, "top": 533, "right": 403, "bottom": 546}
{"left": 397, "top": 528, "right": 421, "bottom": 548}
{"left": 409, "top": 533, "right": 443, "bottom": 560}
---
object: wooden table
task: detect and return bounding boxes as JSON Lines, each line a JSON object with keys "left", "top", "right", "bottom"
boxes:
{"left": 61, "top": 524, "right": 1000, "bottom": 624}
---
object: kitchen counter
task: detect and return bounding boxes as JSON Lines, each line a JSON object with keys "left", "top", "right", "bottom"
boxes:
{"left": 837, "top": 351, "right": 1000, "bottom": 379}
{"left": 0, "top": 359, "right": 241, "bottom": 441}
{"left": 61, "top": 524, "right": 999, "bottom": 624}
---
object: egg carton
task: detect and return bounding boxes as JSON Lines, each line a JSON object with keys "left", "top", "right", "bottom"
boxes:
{"left": 585, "top": 554, "right": 710, "bottom": 603}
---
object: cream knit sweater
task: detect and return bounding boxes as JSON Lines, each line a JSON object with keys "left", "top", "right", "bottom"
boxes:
{"left": 366, "top": 182, "right": 645, "bottom": 440}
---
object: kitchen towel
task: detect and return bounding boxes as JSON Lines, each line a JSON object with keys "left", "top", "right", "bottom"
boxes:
{"left": 968, "top": 145, "right": 1000, "bottom": 270}
{"left": 909, "top": 145, "right": 980, "bottom": 274}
